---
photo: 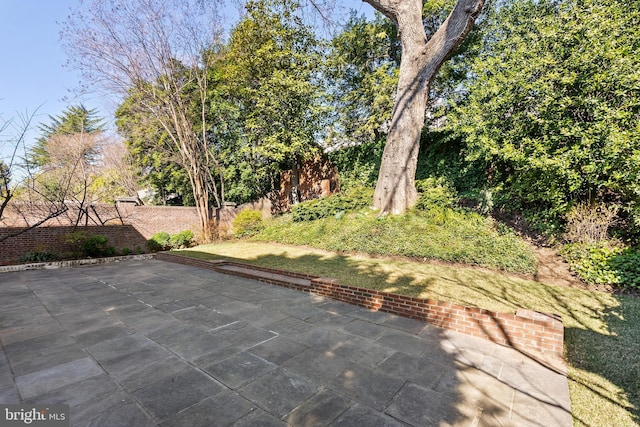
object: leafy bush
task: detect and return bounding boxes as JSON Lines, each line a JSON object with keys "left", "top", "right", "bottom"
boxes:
{"left": 562, "top": 243, "right": 640, "bottom": 289}
{"left": 83, "top": 235, "right": 116, "bottom": 257}
{"left": 169, "top": 230, "right": 194, "bottom": 248}
{"left": 63, "top": 232, "right": 114, "bottom": 258}
{"left": 121, "top": 247, "right": 132, "bottom": 256}
{"left": 148, "top": 231, "right": 171, "bottom": 252}
{"left": 233, "top": 209, "right": 264, "bottom": 237}
{"left": 148, "top": 230, "right": 194, "bottom": 250}
{"left": 415, "top": 177, "right": 458, "bottom": 210}
{"left": 291, "top": 187, "right": 374, "bottom": 222}
{"left": 19, "top": 251, "right": 59, "bottom": 263}
{"left": 64, "top": 231, "right": 89, "bottom": 257}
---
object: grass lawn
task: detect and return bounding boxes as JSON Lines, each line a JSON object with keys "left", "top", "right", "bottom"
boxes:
{"left": 176, "top": 241, "right": 640, "bottom": 427}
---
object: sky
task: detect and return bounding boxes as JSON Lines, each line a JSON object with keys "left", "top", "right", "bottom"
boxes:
{"left": 0, "top": 0, "right": 375, "bottom": 164}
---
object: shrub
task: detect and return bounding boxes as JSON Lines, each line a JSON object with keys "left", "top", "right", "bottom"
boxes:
{"left": 121, "top": 247, "right": 132, "bottom": 256}
{"left": 19, "top": 251, "right": 59, "bottom": 263}
{"left": 561, "top": 242, "right": 640, "bottom": 289}
{"left": 64, "top": 231, "right": 89, "bottom": 257}
{"left": 291, "top": 187, "right": 374, "bottom": 222}
{"left": 415, "top": 177, "right": 458, "bottom": 210}
{"left": 256, "top": 207, "right": 537, "bottom": 274}
{"left": 83, "top": 235, "right": 116, "bottom": 257}
{"left": 233, "top": 209, "right": 264, "bottom": 237}
{"left": 148, "top": 231, "right": 171, "bottom": 252}
{"left": 564, "top": 202, "right": 619, "bottom": 244}
{"left": 169, "top": 230, "right": 195, "bottom": 249}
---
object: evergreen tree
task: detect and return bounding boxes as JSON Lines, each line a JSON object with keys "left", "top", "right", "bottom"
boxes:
{"left": 29, "top": 105, "right": 105, "bottom": 167}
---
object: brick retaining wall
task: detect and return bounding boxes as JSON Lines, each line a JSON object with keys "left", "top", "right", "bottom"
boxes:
{"left": 0, "top": 226, "right": 148, "bottom": 266}
{"left": 156, "top": 253, "right": 564, "bottom": 357}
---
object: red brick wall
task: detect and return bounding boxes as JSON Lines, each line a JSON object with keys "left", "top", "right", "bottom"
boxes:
{"left": 1, "top": 202, "right": 201, "bottom": 239}
{"left": 157, "top": 253, "right": 564, "bottom": 357}
{"left": 113, "top": 204, "right": 201, "bottom": 238}
{"left": 0, "top": 225, "right": 148, "bottom": 265}
{"left": 0, "top": 202, "right": 202, "bottom": 265}
{"left": 279, "top": 157, "right": 339, "bottom": 211}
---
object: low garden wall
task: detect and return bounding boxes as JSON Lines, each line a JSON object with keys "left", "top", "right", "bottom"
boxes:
{"left": 0, "top": 225, "right": 149, "bottom": 266}
{"left": 156, "top": 253, "right": 565, "bottom": 358}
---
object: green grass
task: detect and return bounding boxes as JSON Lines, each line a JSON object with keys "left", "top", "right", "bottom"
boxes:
{"left": 252, "top": 207, "right": 538, "bottom": 274}
{"left": 176, "top": 241, "right": 640, "bottom": 426}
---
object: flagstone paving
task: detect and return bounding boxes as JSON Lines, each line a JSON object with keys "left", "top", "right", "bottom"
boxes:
{"left": 0, "top": 258, "right": 572, "bottom": 426}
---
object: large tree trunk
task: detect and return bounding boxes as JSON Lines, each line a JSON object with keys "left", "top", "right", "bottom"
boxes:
{"left": 365, "top": 0, "right": 485, "bottom": 214}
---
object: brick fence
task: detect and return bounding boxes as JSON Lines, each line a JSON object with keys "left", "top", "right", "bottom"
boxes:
{"left": 0, "top": 225, "right": 149, "bottom": 265}
{"left": 0, "top": 202, "right": 203, "bottom": 265}
{"left": 156, "top": 253, "right": 564, "bottom": 357}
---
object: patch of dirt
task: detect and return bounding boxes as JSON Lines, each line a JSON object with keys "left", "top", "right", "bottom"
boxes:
{"left": 529, "top": 243, "right": 624, "bottom": 293}
{"left": 530, "top": 244, "right": 588, "bottom": 289}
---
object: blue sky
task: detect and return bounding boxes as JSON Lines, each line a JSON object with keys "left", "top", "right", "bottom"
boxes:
{"left": 0, "top": 0, "right": 375, "bottom": 162}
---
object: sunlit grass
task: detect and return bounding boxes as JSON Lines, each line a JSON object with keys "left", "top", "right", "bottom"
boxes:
{"left": 176, "top": 241, "right": 639, "bottom": 426}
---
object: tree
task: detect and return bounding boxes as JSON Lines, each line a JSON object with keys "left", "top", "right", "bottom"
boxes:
{"left": 90, "top": 140, "right": 142, "bottom": 203}
{"left": 0, "top": 112, "right": 73, "bottom": 241}
{"left": 224, "top": 0, "right": 325, "bottom": 203}
{"left": 361, "top": 0, "right": 486, "bottom": 214}
{"left": 28, "top": 105, "right": 105, "bottom": 167}
{"left": 63, "top": 0, "right": 224, "bottom": 241}
{"left": 324, "top": 12, "right": 399, "bottom": 148}
{"left": 448, "top": 0, "right": 640, "bottom": 230}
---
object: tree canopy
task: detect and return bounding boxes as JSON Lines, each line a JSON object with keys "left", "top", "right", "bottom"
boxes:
{"left": 447, "top": 0, "right": 640, "bottom": 230}
{"left": 29, "top": 105, "right": 105, "bottom": 168}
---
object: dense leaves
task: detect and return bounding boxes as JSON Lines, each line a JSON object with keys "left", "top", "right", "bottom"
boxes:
{"left": 223, "top": 0, "right": 325, "bottom": 200}
{"left": 324, "top": 12, "right": 399, "bottom": 147}
{"left": 447, "top": 0, "right": 640, "bottom": 231}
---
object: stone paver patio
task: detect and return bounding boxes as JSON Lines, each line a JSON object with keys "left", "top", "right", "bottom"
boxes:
{"left": 0, "top": 258, "right": 572, "bottom": 426}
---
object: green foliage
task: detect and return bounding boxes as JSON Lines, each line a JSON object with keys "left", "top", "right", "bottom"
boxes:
{"left": 257, "top": 207, "right": 537, "bottom": 274}
{"left": 562, "top": 243, "right": 640, "bottom": 289}
{"left": 324, "top": 12, "right": 399, "bottom": 146}
{"left": 291, "top": 187, "right": 374, "bottom": 222}
{"left": 116, "top": 89, "right": 199, "bottom": 207}
{"left": 19, "top": 251, "right": 59, "bottom": 263}
{"left": 328, "top": 139, "right": 385, "bottom": 190}
{"left": 121, "top": 247, "right": 132, "bottom": 256}
{"left": 415, "top": 177, "right": 458, "bottom": 209}
{"left": 63, "top": 231, "right": 116, "bottom": 258}
{"left": 169, "top": 230, "right": 195, "bottom": 249}
{"left": 233, "top": 209, "right": 264, "bottom": 237}
{"left": 148, "top": 230, "right": 194, "bottom": 250}
{"left": 224, "top": 0, "right": 325, "bottom": 190}
{"left": 64, "top": 231, "right": 89, "bottom": 257}
{"left": 29, "top": 105, "right": 105, "bottom": 167}
{"left": 83, "top": 235, "right": 116, "bottom": 257}
{"left": 148, "top": 231, "right": 172, "bottom": 252}
{"left": 447, "top": 0, "right": 640, "bottom": 235}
